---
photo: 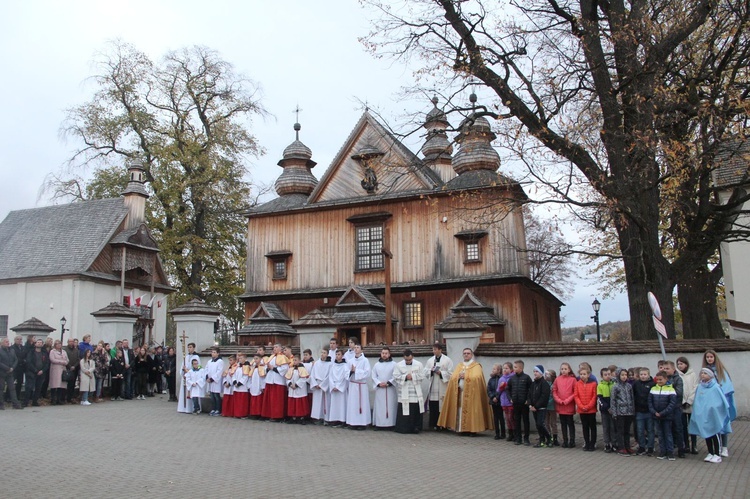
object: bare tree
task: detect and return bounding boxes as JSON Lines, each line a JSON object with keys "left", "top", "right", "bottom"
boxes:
{"left": 362, "top": 0, "right": 750, "bottom": 339}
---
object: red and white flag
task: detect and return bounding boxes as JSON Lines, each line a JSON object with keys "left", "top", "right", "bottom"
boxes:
{"left": 128, "top": 290, "right": 135, "bottom": 308}
{"left": 147, "top": 295, "right": 156, "bottom": 308}
{"left": 157, "top": 300, "right": 163, "bottom": 308}
{"left": 135, "top": 294, "right": 148, "bottom": 307}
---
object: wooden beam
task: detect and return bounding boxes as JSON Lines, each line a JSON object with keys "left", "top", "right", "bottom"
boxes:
{"left": 383, "top": 225, "right": 393, "bottom": 345}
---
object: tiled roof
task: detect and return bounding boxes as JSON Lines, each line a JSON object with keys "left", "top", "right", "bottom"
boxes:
{"left": 714, "top": 138, "right": 750, "bottom": 188}
{"left": 0, "top": 198, "right": 127, "bottom": 280}
{"left": 291, "top": 309, "right": 339, "bottom": 327}
{"left": 10, "top": 317, "right": 56, "bottom": 332}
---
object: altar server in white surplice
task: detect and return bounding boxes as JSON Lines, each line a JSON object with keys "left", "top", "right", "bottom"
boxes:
{"left": 345, "top": 343, "right": 371, "bottom": 429}
{"left": 310, "top": 349, "right": 332, "bottom": 422}
{"left": 230, "top": 353, "right": 251, "bottom": 418}
{"left": 371, "top": 346, "right": 397, "bottom": 429}
{"left": 205, "top": 347, "right": 224, "bottom": 416}
{"left": 185, "top": 358, "right": 206, "bottom": 414}
{"left": 326, "top": 349, "right": 349, "bottom": 426}
{"left": 178, "top": 343, "right": 201, "bottom": 413}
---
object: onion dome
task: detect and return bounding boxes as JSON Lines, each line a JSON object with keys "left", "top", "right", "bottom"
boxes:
{"left": 451, "top": 112, "right": 500, "bottom": 175}
{"left": 274, "top": 122, "right": 318, "bottom": 196}
{"left": 420, "top": 95, "right": 453, "bottom": 161}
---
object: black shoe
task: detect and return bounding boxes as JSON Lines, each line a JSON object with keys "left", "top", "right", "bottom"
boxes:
{"left": 690, "top": 447, "right": 698, "bottom": 455}
{"left": 494, "top": 435, "right": 501, "bottom": 440}
{"left": 569, "top": 440, "right": 577, "bottom": 449}
{"left": 514, "top": 440, "right": 522, "bottom": 445}
{"left": 499, "top": 433, "right": 506, "bottom": 439}
{"left": 677, "top": 450, "right": 686, "bottom": 458}
{"left": 523, "top": 439, "right": 531, "bottom": 446}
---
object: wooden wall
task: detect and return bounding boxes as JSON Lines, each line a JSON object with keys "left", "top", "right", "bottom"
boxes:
{"left": 246, "top": 190, "right": 528, "bottom": 294}
{"left": 240, "top": 282, "right": 561, "bottom": 346}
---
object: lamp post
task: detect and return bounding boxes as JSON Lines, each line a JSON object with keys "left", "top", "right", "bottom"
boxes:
{"left": 591, "top": 298, "right": 601, "bottom": 342}
{"left": 60, "top": 316, "right": 69, "bottom": 342}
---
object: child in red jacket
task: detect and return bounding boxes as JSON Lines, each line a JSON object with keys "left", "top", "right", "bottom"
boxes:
{"left": 575, "top": 366, "right": 598, "bottom": 451}
{"left": 553, "top": 362, "right": 577, "bottom": 448}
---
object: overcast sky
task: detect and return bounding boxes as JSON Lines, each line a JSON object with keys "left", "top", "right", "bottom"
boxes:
{"left": 0, "top": 0, "right": 630, "bottom": 328}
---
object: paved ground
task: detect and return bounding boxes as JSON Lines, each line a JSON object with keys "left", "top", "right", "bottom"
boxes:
{"left": 3, "top": 395, "right": 748, "bottom": 498}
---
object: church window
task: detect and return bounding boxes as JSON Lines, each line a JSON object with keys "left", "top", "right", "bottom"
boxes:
{"left": 265, "top": 250, "right": 292, "bottom": 280}
{"left": 403, "top": 302, "right": 423, "bottom": 328}
{"left": 0, "top": 315, "right": 7, "bottom": 337}
{"left": 355, "top": 224, "right": 384, "bottom": 271}
{"left": 465, "top": 241, "right": 480, "bottom": 262}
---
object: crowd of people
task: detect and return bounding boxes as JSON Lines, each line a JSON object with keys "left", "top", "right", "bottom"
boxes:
{"left": 2, "top": 334, "right": 737, "bottom": 465}
{"left": 175, "top": 338, "right": 736, "bottom": 465}
{"left": 0, "top": 334, "right": 178, "bottom": 408}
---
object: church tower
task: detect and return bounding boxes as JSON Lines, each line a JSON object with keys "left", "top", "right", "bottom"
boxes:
{"left": 451, "top": 94, "right": 501, "bottom": 176}
{"left": 122, "top": 161, "right": 149, "bottom": 229}
{"left": 420, "top": 96, "right": 454, "bottom": 183}
{"left": 274, "top": 121, "right": 318, "bottom": 197}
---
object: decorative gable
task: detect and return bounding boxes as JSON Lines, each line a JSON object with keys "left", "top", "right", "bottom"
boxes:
{"left": 308, "top": 112, "right": 441, "bottom": 203}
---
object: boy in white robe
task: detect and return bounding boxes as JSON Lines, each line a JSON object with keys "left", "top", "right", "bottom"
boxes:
{"left": 185, "top": 359, "right": 206, "bottom": 414}
{"left": 346, "top": 343, "right": 371, "bottom": 429}
{"left": 248, "top": 354, "right": 266, "bottom": 418}
{"left": 302, "top": 349, "right": 315, "bottom": 418}
{"left": 205, "top": 347, "right": 224, "bottom": 416}
{"left": 221, "top": 355, "right": 236, "bottom": 418}
{"left": 327, "top": 349, "right": 349, "bottom": 427}
{"left": 178, "top": 343, "right": 201, "bottom": 413}
{"left": 231, "top": 353, "right": 251, "bottom": 418}
{"left": 371, "top": 346, "right": 397, "bottom": 429}
{"left": 343, "top": 337, "right": 357, "bottom": 364}
{"left": 286, "top": 355, "right": 310, "bottom": 423}
{"left": 310, "top": 349, "right": 332, "bottom": 423}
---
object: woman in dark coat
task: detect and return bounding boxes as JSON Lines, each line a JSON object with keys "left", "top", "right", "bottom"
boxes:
{"left": 133, "top": 346, "right": 151, "bottom": 400}
{"left": 165, "top": 347, "right": 177, "bottom": 402}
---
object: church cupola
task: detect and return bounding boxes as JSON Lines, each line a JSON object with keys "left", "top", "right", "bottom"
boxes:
{"left": 420, "top": 95, "right": 454, "bottom": 182}
{"left": 122, "top": 160, "right": 149, "bottom": 229}
{"left": 274, "top": 120, "right": 318, "bottom": 196}
{"left": 451, "top": 93, "right": 501, "bottom": 176}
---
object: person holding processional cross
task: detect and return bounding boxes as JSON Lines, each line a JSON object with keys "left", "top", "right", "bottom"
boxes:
{"left": 177, "top": 335, "right": 201, "bottom": 414}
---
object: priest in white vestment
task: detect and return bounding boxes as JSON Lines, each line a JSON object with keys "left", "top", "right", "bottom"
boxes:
{"left": 309, "top": 349, "right": 332, "bottom": 422}
{"left": 393, "top": 348, "right": 426, "bottom": 433}
{"left": 345, "top": 343, "right": 371, "bottom": 429}
{"left": 371, "top": 346, "right": 397, "bottom": 429}
{"left": 178, "top": 343, "right": 201, "bottom": 413}
{"left": 424, "top": 342, "right": 453, "bottom": 429}
{"left": 326, "top": 349, "right": 349, "bottom": 426}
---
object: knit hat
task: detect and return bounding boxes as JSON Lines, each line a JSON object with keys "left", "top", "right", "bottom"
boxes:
{"left": 700, "top": 368, "right": 715, "bottom": 379}
{"left": 534, "top": 365, "right": 544, "bottom": 376}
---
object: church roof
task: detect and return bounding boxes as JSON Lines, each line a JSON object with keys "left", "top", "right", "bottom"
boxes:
{"left": 714, "top": 138, "right": 749, "bottom": 189}
{"left": 248, "top": 111, "right": 526, "bottom": 217}
{"left": 0, "top": 198, "right": 128, "bottom": 281}
{"left": 10, "top": 316, "right": 56, "bottom": 333}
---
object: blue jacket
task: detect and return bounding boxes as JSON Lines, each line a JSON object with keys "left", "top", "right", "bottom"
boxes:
{"left": 648, "top": 384, "right": 677, "bottom": 419}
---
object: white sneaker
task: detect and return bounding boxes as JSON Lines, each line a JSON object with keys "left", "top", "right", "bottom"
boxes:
{"left": 709, "top": 454, "right": 722, "bottom": 463}
{"left": 720, "top": 447, "right": 729, "bottom": 457}
{"left": 82, "top": 401, "right": 91, "bottom": 406}
{"left": 704, "top": 454, "right": 714, "bottom": 462}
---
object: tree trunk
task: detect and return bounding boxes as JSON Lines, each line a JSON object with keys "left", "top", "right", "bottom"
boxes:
{"left": 616, "top": 213, "right": 674, "bottom": 341}
{"left": 677, "top": 264, "right": 724, "bottom": 339}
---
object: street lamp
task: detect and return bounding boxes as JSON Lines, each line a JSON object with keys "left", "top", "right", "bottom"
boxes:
{"left": 591, "top": 298, "right": 601, "bottom": 342}
{"left": 60, "top": 316, "right": 69, "bottom": 342}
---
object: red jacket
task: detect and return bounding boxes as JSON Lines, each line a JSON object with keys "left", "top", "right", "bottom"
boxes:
{"left": 553, "top": 374, "right": 577, "bottom": 415}
{"left": 574, "top": 378, "right": 598, "bottom": 414}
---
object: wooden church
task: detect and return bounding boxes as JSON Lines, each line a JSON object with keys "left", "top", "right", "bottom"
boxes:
{"left": 237, "top": 98, "right": 562, "bottom": 346}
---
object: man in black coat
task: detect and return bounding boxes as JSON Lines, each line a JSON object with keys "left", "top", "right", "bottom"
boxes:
{"left": 64, "top": 338, "right": 80, "bottom": 403}
{"left": 24, "top": 339, "right": 48, "bottom": 407}
{"left": 507, "top": 359, "right": 532, "bottom": 445}
{"left": 11, "top": 336, "right": 26, "bottom": 402}
{"left": 0, "top": 337, "right": 22, "bottom": 409}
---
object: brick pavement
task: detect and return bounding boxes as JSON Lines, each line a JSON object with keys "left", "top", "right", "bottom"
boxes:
{"left": 2, "top": 397, "right": 748, "bottom": 498}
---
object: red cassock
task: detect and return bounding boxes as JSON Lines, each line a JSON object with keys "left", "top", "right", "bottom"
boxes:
{"left": 221, "top": 394, "right": 234, "bottom": 417}
{"left": 249, "top": 394, "right": 263, "bottom": 416}
{"left": 261, "top": 384, "right": 287, "bottom": 419}
{"left": 231, "top": 392, "right": 250, "bottom": 418}
{"left": 287, "top": 395, "right": 310, "bottom": 418}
